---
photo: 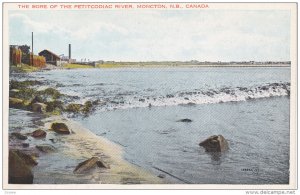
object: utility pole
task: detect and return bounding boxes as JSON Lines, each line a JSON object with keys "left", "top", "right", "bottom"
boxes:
{"left": 69, "top": 44, "right": 71, "bottom": 60}
{"left": 31, "top": 32, "right": 33, "bottom": 66}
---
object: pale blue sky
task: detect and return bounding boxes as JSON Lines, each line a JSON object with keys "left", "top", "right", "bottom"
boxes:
{"left": 9, "top": 10, "right": 290, "bottom": 61}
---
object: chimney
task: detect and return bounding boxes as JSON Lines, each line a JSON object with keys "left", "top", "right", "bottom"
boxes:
{"left": 69, "top": 44, "right": 71, "bottom": 60}
{"left": 31, "top": 32, "right": 34, "bottom": 66}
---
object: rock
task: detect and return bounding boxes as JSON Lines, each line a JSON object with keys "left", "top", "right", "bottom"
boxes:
{"left": 66, "top": 103, "right": 82, "bottom": 113}
{"left": 11, "top": 132, "right": 28, "bottom": 140}
{"left": 177, "top": 118, "right": 193, "bottom": 122}
{"left": 9, "top": 97, "right": 25, "bottom": 109}
{"left": 9, "top": 150, "right": 34, "bottom": 184}
{"left": 50, "top": 122, "right": 70, "bottom": 134}
{"left": 22, "top": 143, "right": 30, "bottom": 148}
{"left": 45, "top": 100, "right": 64, "bottom": 112}
{"left": 30, "top": 96, "right": 44, "bottom": 104}
{"left": 199, "top": 135, "right": 229, "bottom": 152}
{"left": 42, "top": 88, "right": 62, "bottom": 99}
{"left": 49, "top": 138, "right": 57, "bottom": 143}
{"left": 31, "top": 102, "right": 47, "bottom": 113}
{"left": 186, "top": 102, "right": 196, "bottom": 106}
{"left": 13, "top": 150, "right": 38, "bottom": 166}
{"left": 36, "top": 144, "right": 57, "bottom": 153}
{"left": 96, "top": 160, "right": 110, "bottom": 169}
{"left": 10, "top": 89, "right": 20, "bottom": 93}
{"left": 81, "top": 101, "right": 93, "bottom": 114}
{"left": 73, "top": 157, "right": 109, "bottom": 174}
{"left": 31, "top": 129, "right": 47, "bottom": 138}
{"left": 10, "top": 80, "right": 42, "bottom": 90}
{"left": 158, "top": 174, "right": 166, "bottom": 178}
{"left": 10, "top": 89, "right": 20, "bottom": 97}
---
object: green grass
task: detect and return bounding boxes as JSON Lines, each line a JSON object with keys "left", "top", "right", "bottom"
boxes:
{"left": 63, "top": 64, "right": 94, "bottom": 69}
{"left": 95, "top": 63, "right": 142, "bottom": 68}
{"left": 10, "top": 64, "right": 39, "bottom": 73}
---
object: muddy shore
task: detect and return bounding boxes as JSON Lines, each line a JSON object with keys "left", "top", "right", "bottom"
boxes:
{"left": 7, "top": 69, "right": 164, "bottom": 185}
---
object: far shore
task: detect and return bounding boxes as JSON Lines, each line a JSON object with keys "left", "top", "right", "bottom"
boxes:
{"left": 95, "top": 63, "right": 290, "bottom": 68}
{"left": 9, "top": 63, "right": 291, "bottom": 73}
{"left": 50, "top": 63, "right": 291, "bottom": 70}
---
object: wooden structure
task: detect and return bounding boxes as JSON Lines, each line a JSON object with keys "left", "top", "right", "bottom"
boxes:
{"left": 38, "top": 49, "right": 61, "bottom": 65}
{"left": 9, "top": 45, "right": 22, "bottom": 65}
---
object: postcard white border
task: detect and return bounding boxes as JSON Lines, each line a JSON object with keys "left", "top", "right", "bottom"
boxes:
{"left": 2, "top": 2, "right": 298, "bottom": 190}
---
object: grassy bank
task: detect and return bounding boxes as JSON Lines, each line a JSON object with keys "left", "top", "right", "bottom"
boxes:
{"left": 63, "top": 64, "right": 94, "bottom": 69}
{"left": 10, "top": 63, "right": 291, "bottom": 72}
{"left": 10, "top": 64, "right": 39, "bottom": 73}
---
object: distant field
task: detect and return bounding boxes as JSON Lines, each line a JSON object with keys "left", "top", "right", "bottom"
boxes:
{"left": 95, "top": 63, "right": 291, "bottom": 68}
{"left": 95, "top": 64, "right": 126, "bottom": 68}
{"left": 63, "top": 64, "right": 94, "bottom": 69}
{"left": 53, "top": 63, "right": 291, "bottom": 69}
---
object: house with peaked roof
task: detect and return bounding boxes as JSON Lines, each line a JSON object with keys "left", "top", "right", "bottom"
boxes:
{"left": 38, "top": 49, "right": 61, "bottom": 66}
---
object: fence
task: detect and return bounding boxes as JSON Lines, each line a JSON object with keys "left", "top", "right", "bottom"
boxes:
{"left": 21, "top": 53, "right": 46, "bottom": 68}
{"left": 10, "top": 46, "right": 46, "bottom": 67}
{"left": 10, "top": 48, "right": 22, "bottom": 65}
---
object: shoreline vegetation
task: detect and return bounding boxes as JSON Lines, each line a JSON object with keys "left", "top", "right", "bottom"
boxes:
{"left": 10, "top": 62, "right": 291, "bottom": 73}
{"left": 96, "top": 63, "right": 290, "bottom": 69}
{"left": 93, "top": 60, "right": 290, "bottom": 68}
{"left": 8, "top": 78, "right": 163, "bottom": 184}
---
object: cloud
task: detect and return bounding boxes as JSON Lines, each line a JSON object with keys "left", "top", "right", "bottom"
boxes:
{"left": 9, "top": 12, "right": 128, "bottom": 41}
{"left": 9, "top": 10, "right": 290, "bottom": 61}
{"left": 10, "top": 13, "right": 55, "bottom": 33}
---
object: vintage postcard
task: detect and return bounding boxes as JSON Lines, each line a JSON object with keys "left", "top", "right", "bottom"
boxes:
{"left": 2, "top": 2, "right": 297, "bottom": 190}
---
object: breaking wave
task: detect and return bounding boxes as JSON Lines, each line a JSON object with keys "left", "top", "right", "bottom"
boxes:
{"left": 100, "top": 82, "right": 290, "bottom": 111}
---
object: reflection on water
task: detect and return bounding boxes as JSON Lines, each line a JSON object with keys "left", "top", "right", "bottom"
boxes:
{"left": 210, "top": 152, "right": 223, "bottom": 164}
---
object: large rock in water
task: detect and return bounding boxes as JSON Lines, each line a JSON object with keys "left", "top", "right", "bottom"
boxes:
{"left": 73, "top": 157, "right": 109, "bottom": 174}
{"left": 13, "top": 150, "right": 38, "bottom": 166}
{"left": 50, "top": 122, "right": 70, "bottom": 134}
{"left": 9, "top": 150, "right": 34, "bottom": 184}
{"left": 31, "top": 102, "right": 47, "bottom": 113}
{"left": 31, "top": 129, "right": 47, "bottom": 138}
{"left": 199, "top": 135, "right": 229, "bottom": 152}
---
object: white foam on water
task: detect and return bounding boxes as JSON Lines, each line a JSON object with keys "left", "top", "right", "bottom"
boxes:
{"left": 98, "top": 82, "right": 290, "bottom": 111}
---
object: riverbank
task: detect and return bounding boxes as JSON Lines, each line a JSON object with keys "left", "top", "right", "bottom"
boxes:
{"left": 96, "top": 63, "right": 290, "bottom": 69}
{"left": 9, "top": 63, "right": 291, "bottom": 73}
{"left": 8, "top": 109, "right": 163, "bottom": 185}
{"left": 38, "top": 115, "right": 163, "bottom": 184}
{"left": 7, "top": 78, "right": 164, "bottom": 185}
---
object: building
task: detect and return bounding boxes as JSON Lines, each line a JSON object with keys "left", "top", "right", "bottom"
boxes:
{"left": 39, "top": 49, "right": 61, "bottom": 65}
{"left": 59, "top": 54, "right": 69, "bottom": 61}
{"left": 10, "top": 45, "right": 46, "bottom": 67}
